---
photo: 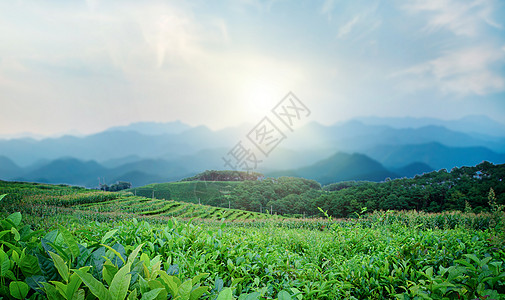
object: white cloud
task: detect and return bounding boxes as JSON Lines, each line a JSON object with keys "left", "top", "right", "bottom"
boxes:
{"left": 403, "top": 0, "right": 502, "bottom": 36}
{"left": 337, "top": 15, "right": 359, "bottom": 38}
{"left": 395, "top": 46, "right": 505, "bottom": 95}
{"left": 321, "top": 0, "right": 336, "bottom": 20}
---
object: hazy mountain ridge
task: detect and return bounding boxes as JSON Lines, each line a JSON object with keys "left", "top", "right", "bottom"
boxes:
{"left": 1, "top": 115, "right": 504, "bottom": 187}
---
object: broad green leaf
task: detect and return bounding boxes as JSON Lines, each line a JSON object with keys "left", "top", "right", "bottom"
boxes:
{"left": 1, "top": 248, "right": 11, "bottom": 277}
{"left": 9, "top": 281, "right": 29, "bottom": 300}
{"left": 102, "top": 244, "right": 126, "bottom": 265}
{"left": 10, "top": 227, "right": 20, "bottom": 241}
{"left": 75, "top": 268, "right": 112, "bottom": 300}
{"left": 156, "top": 271, "right": 178, "bottom": 296}
{"left": 216, "top": 288, "right": 233, "bottom": 300}
{"left": 190, "top": 286, "right": 209, "bottom": 300}
{"left": 231, "top": 278, "right": 243, "bottom": 287}
{"left": 19, "top": 254, "right": 40, "bottom": 277}
{"left": 103, "top": 263, "right": 119, "bottom": 286}
{"left": 140, "top": 288, "right": 164, "bottom": 300}
{"left": 109, "top": 262, "right": 132, "bottom": 300}
{"left": 67, "top": 273, "right": 83, "bottom": 300}
{"left": 51, "top": 281, "right": 68, "bottom": 298}
{"left": 74, "top": 288, "right": 85, "bottom": 300}
{"left": 127, "top": 243, "right": 144, "bottom": 265}
{"left": 26, "top": 275, "right": 46, "bottom": 294}
{"left": 177, "top": 279, "right": 193, "bottom": 300}
{"left": 7, "top": 212, "right": 22, "bottom": 227}
{"left": 238, "top": 292, "right": 261, "bottom": 300}
{"left": 49, "top": 251, "right": 69, "bottom": 282}
{"left": 290, "top": 288, "right": 302, "bottom": 300}
{"left": 0, "top": 229, "right": 10, "bottom": 239}
{"left": 127, "top": 288, "right": 138, "bottom": 300}
{"left": 37, "top": 253, "right": 59, "bottom": 281}
{"left": 191, "top": 273, "right": 209, "bottom": 286}
{"left": 42, "top": 282, "right": 61, "bottom": 300}
{"left": 277, "top": 290, "right": 292, "bottom": 300}
{"left": 101, "top": 229, "right": 118, "bottom": 244}
{"left": 58, "top": 225, "right": 80, "bottom": 258}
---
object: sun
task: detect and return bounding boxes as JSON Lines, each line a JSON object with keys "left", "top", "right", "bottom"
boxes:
{"left": 242, "top": 80, "right": 285, "bottom": 119}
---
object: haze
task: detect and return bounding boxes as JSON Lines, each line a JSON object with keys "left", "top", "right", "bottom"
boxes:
{"left": 1, "top": 0, "right": 505, "bottom": 137}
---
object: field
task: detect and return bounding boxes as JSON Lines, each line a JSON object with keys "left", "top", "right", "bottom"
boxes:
{"left": 128, "top": 181, "right": 241, "bottom": 205}
{"left": 1, "top": 181, "right": 504, "bottom": 299}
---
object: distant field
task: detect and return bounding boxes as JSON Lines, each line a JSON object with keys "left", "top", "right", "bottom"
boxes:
{"left": 0, "top": 180, "right": 277, "bottom": 222}
{"left": 128, "top": 181, "right": 241, "bottom": 204}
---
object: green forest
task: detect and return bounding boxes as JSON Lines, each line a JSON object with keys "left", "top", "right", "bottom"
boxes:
{"left": 137, "top": 162, "right": 505, "bottom": 218}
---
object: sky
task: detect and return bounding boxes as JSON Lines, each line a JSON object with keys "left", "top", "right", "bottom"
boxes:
{"left": 1, "top": 0, "right": 505, "bottom": 137}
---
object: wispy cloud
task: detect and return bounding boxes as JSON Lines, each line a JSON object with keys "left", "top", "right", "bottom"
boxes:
{"left": 394, "top": 46, "right": 505, "bottom": 95}
{"left": 403, "top": 0, "right": 503, "bottom": 36}
{"left": 337, "top": 16, "right": 360, "bottom": 38}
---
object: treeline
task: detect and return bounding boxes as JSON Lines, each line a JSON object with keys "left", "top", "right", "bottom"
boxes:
{"left": 205, "top": 162, "right": 504, "bottom": 218}
{"left": 181, "top": 170, "right": 264, "bottom": 182}
{"left": 99, "top": 181, "right": 131, "bottom": 192}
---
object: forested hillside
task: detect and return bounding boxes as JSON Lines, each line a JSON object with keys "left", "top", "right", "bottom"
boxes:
{"left": 142, "top": 162, "right": 505, "bottom": 218}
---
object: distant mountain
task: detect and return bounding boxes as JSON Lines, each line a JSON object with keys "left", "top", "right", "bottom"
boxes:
{"left": 106, "top": 120, "right": 192, "bottom": 136}
{"left": 269, "top": 152, "right": 397, "bottom": 185}
{"left": 16, "top": 158, "right": 107, "bottom": 187}
{"left": 285, "top": 121, "right": 505, "bottom": 152}
{"left": 365, "top": 142, "right": 505, "bottom": 170}
{"left": 393, "top": 162, "right": 434, "bottom": 178}
{"left": 0, "top": 156, "right": 23, "bottom": 178}
{"left": 355, "top": 115, "right": 505, "bottom": 137}
{"left": 111, "top": 158, "right": 189, "bottom": 180}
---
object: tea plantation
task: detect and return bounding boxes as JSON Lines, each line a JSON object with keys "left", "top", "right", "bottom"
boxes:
{"left": 0, "top": 180, "right": 504, "bottom": 299}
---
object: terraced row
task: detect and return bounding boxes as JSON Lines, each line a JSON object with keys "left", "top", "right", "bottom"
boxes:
{"left": 76, "top": 195, "right": 279, "bottom": 220}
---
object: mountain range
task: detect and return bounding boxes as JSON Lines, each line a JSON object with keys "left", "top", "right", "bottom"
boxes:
{"left": 1, "top": 115, "right": 504, "bottom": 187}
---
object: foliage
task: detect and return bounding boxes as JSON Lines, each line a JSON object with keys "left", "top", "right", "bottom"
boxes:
{"left": 180, "top": 170, "right": 264, "bottom": 182}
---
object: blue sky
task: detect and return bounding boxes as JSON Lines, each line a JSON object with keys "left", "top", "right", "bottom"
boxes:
{"left": 1, "top": 0, "right": 504, "bottom": 136}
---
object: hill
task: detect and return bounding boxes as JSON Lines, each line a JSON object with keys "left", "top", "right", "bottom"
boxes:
{"left": 269, "top": 152, "right": 397, "bottom": 184}
{"left": 365, "top": 142, "right": 505, "bottom": 170}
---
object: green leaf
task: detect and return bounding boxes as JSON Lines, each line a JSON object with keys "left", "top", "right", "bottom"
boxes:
{"left": 0, "top": 194, "right": 7, "bottom": 201}
{"left": 11, "top": 227, "right": 20, "bottom": 241}
{"left": 101, "top": 229, "right": 118, "bottom": 244}
{"left": 290, "top": 288, "right": 302, "bottom": 300}
{"left": 19, "top": 254, "right": 40, "bottom": 277}
{"left": 9, "top": 281, "right": 30, "bottom": 300}
{"left": 36, "top": 253, "right": 59, "bottom": 281}
{"left": 58, "top": 225, "right": 80, "bottom": 258}
{"left": 7, "top": 212, "right": 22, "bottom": 227}
{"left": 74, "top": 289, "right": 85, "bottom": 300}
{"left": 177, "top": 279, "right": 193, "bottom": 300}
{"left": 127, "top": 288, "right": 138, "bottom": 300}
{"left": 51, "top": 281, "right": 68, "bottom": 298}
{"left": 109, "top": 262, "right": 132, "bottom": 300}
{"left": 67, "top": 273, "right": 83, "bottom": 300}
{"left": 103, "top": 263, "right": 119, "bottom": 286}
{"left": 156, "top": 271, "right": 178, "bottom": 296}
{"left": 127, "top": 243, "right": 144, "bottom": 265}
{"left": 239, "top": 292, "right": 261, "bottom": 300}
{"left": 101, "top": 244, "right": 126, "bottom": 266}
{"left": 191, "top": 273, "right": 209, "bottom": 286}
{"left": 74, "top": 268, "right": 112, "bottom": 300}
{"left": 49, "top": 251, "right": 69, "bottom": 282}
{"left": 0, "top": 247, "right": 11, "bottom": 277}
{"left": 190, "top": 286, "right": 209, "bottom": 300}
{"left": 277, "top": 290, "right": 292, "bottom": 300}
{"left": 140, "top": 288, "right": 164, "bottom": 300}
{"left": 216, "top": 288, "right": 233, "bottom": 300}
{"left": 42, "top": 282, "right": 61, "bottom": 300}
